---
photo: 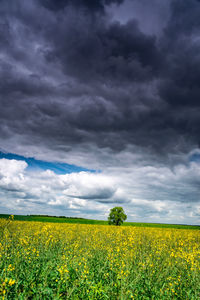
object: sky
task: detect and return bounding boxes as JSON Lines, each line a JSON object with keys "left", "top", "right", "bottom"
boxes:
{"left": 0, "top": 0, "right": 200, "bottom": 224}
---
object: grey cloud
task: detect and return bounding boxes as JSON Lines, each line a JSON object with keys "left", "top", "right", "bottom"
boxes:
{"left": 68, "top": 189, "right": 115, "bottom": 200}
{"left": 0, "top": 158, "right": 200, "bottom": 224}
{"left": 50, "top": 18, "right": 161, "bottom": 84}
{"left": 0, "top": 0, "right": 192, "bottom": 156}
{"left": 39, "top": 0, "right": 124, "bottom": 12}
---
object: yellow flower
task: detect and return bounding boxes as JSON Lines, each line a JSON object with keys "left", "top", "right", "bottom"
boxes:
{"left": 8, "top": 279, "right": 15, "bottom": 286}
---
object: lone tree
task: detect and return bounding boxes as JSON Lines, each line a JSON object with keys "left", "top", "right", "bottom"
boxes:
{"left": 108, "top": 207, "right": 127, "bottom": 226}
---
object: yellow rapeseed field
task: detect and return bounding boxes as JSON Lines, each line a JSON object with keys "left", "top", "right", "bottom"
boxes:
{"left": 0, "top": 217, "right": 199, "bottom": 299}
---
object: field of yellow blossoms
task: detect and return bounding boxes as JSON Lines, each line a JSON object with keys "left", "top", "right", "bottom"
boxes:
{"left": 0, "top": 217, "right": 200, "bottom": 299}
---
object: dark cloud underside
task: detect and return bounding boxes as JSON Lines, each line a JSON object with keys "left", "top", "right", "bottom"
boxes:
{"left": 39, "top": 0, "right": 124, "bottom": 11}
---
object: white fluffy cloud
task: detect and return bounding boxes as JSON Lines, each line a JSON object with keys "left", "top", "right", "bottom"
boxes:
{"left": 0, "top": 159, "right": 27, "bottom": 193}
{"left": 0, "top": 158, "right": 27, "bottom": 177}
{"left": 0, "top": 158, "right": 200, "bottom": 224}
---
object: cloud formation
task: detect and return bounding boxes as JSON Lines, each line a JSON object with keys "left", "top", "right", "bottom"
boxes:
{"left": 0, "top": 0, "right": 200, "bottom": 223}
{"left": 0, "top": 158, "right": 200, "bottom": 224}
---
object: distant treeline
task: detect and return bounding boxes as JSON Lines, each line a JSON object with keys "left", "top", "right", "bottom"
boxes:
{"left": 28, "top": 215, "right": 87, "bottom": 220}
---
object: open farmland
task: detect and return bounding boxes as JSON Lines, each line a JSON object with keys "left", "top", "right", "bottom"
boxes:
{"left": 0, "top": 218, "right": 200, "bottom": 299}
{"left": 0, "top": 214, "right": 199, "bottom": 230}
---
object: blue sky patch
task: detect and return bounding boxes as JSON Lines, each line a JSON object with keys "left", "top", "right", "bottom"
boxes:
{"left": 188, "top": 152, "right": 200, "bottom": 163}
{"left": 0, "top": 152, "right": 95, "bottom": 174}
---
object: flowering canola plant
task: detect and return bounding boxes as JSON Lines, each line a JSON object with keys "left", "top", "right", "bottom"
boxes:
{"left": 0, "top": 218, "right": 199, "bottom": 299}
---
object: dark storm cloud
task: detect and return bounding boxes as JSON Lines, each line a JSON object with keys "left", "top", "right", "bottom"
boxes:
{"left": 47, "top": 17, "right": 161, "bottom": 83}
{"left": 159, "top": 0, "right": 200, "bottom": 109}
{"left": 39, "top": 0, "right": 124, "bottom": 12}
{"left": 155, "top": 0, "right": 200, "bottom": 151}
{"left": 1, "top": 0, "right": 200, "bottom": 160}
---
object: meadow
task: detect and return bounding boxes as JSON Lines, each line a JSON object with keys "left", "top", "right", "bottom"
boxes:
{"left": 0, "top": 214, "right": 199, "bottom": 230}
{"left": 0, "top": 216, "right": 200, "bottom": 299}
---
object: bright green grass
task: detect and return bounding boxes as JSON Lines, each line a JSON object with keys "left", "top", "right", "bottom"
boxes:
{"left": 0, "top": 214, "right": 107, "bottom": 225}
{"left": 0, "top": 214, "right": 199, "bottom": 230}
